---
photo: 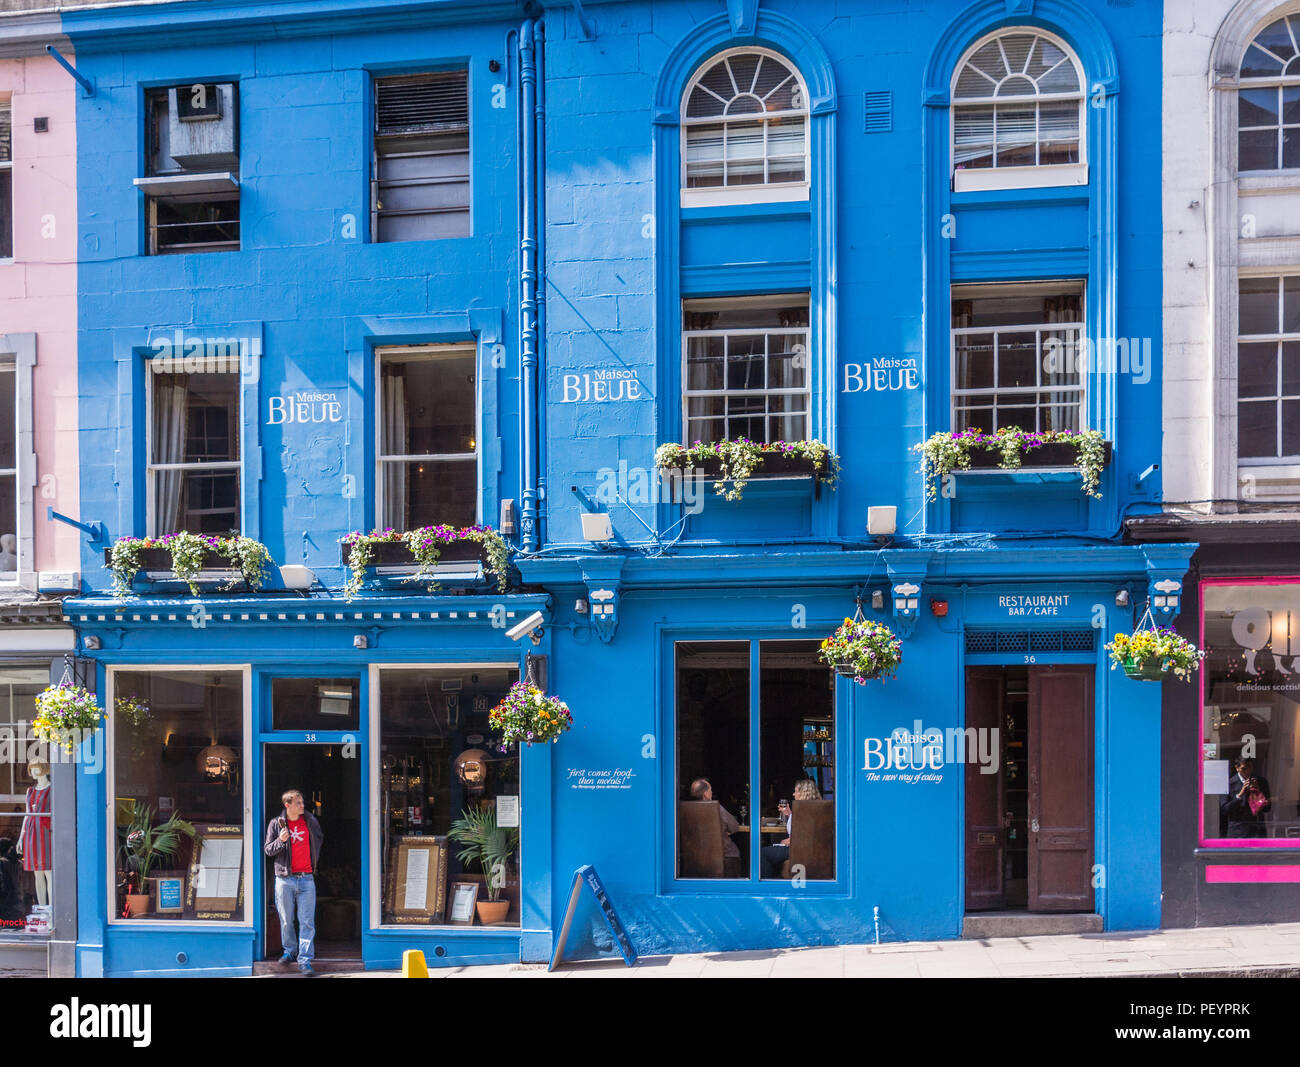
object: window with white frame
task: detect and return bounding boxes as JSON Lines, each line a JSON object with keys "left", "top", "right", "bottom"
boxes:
{"left": 147, "top": 362, "right": 240, "bottom": 536}
{"left": 377, "top": 345, "right": 477, "bottom": 530}
{"left": 682, "top": 296, "right": 810, "bottom": 444}
{"left": 680, "top": 49, "right": 809, "bottom": 206}
{"left": 0, "top": 105, "right": 11, "bottom": 259}
{"left": 951, "top": 30, "right": 1085, "bottom": 191}
{"left": 1238, "top": 275, "right": 1300, "bottom": 460}
{"left": 1238, "top": 13, "right": 1300, "bottom": 172}
{"left": 951, "top": 282, "right": 1085, "bottom": 433}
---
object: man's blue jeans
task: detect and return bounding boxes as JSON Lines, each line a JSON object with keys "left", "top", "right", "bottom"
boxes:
{"left": 274, "top": 873, "right": 316, "bottom": 965}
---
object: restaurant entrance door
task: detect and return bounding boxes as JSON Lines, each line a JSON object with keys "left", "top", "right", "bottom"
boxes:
{"left": 262, "top": 744, "right": 362, "bottom": 962}
{"left": 965, "top": 666, "right": 1094, "bottom": 913}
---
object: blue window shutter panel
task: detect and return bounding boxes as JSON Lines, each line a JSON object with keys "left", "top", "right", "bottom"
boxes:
{"left": 864, "top": 91, "right": 892, "bottom": 134}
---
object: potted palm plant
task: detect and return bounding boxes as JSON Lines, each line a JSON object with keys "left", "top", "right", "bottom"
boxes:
{"left": 447, "top": 807, "right": 519, "bottom": 925}
{"left": 118, "top": 806, "right": 200, "bottom": 918}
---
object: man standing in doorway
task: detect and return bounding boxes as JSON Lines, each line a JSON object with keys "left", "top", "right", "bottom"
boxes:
{"left": 264, "top": 789, "right": 323, "bottom": 976}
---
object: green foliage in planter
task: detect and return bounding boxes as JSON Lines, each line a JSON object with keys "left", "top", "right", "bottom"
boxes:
{"left": 654, "top": 439, "right": 840, "bottom": 501}
{"left": 914, "top": 428, "right": 1108, "bottom": 500}
{"left": 447, "top": 807, "right": 519, "bottom": 902}
{"left": 108, "top": 533, "right": 273, "bottom": 597}
{"left": 341, "top": 525, "right": 511, "bottom": 602}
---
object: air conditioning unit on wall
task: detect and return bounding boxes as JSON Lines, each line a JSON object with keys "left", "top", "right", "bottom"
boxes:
{"left": 167, "top": 83, "right": 238, "bottom": 170}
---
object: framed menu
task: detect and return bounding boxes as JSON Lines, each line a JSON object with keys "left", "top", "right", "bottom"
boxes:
{"left": 385, "top": 836, "right": 449, "bottom": 923}
{"left": 188, "top": 825, "right": 243, "bottom": 919}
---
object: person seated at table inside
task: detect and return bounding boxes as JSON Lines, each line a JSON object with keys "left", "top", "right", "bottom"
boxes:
{"left": 762, "top": 778, "right": 820, "bottom": 879}
{"left": 690, "top": 777, "right": 743, "bottom": 878}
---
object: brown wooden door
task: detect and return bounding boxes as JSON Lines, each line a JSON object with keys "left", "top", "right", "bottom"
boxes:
{"left": 1028, "top": 666, "right": 1094, "bottom": 911}
{"left": 964, "top": 669, "right": 1005, "bottom": 911}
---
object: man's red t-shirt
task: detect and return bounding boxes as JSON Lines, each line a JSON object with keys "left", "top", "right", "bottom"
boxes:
{"left": 287, "top": 818, "right": 312, "bottom": 873}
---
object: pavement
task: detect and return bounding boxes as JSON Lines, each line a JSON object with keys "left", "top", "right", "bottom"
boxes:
{"left": 291, "top": 921, "right": 1300, "bottom": 978}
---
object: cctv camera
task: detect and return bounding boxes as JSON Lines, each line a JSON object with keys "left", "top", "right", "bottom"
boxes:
{"left": 506, "top": 610, "right": 546, "bottom": 644}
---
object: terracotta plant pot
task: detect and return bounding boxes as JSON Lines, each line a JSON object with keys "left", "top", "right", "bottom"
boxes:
{"left": 125, "top": 893, "right": 151, "bottom": 918}
{"left": 475, "top": 899, "right": 510, "bottom": 925}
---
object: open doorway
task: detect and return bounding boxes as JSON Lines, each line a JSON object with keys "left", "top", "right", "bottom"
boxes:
{"left": 965, "top": 665, "right": 1094, "bottom": 914}
{"left": 263, "top": 744, "right": 361, "bottom": 961}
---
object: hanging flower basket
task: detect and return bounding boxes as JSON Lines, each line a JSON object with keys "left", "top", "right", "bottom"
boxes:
{"left": 488, "top": 681, "right": 572, "bottom": 748}
{"left": 33, "top": 683, "right": 105, "bottom": 752}
{"left": 819, "top": 617, "right": 903, "bottom": 685}
{"left": 116, "top": 694, "right": 152, "bottom": 729}
{"left": 1107, "top": 625, "right": 1205, "bottom": 683}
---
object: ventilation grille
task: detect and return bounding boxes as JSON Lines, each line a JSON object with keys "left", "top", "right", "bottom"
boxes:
{"left": 965, "top": 629, "right": 1095, "bottom": 654}
{"left": 376, "top": 71, "right": 469, "bottom": 136}
{"left": 863, "top": 91, "right": 892, "bottom": 133}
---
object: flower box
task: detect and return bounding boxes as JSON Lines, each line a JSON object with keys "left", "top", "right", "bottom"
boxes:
{"left": 104, "top": 546, "right": 239, "bottom": 581}
{"left": 667, "top": 452, "right": 825, "bottom": 480}
{"left": 337, "top": 540, "right": 489, "bottom": 569}
{"left": 962, "top": 441, "right": 1113, "bottom": 471}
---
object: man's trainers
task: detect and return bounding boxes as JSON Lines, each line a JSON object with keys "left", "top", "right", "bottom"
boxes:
{"left": 278, "top": 952, "right": 295, "bottom": 965}
{"left": 298, "top": 961, "right": 315, "bottom": 977}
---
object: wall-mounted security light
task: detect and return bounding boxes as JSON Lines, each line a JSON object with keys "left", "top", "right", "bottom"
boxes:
{"left": 353, "top": 634, "right": 368, "bottom": 650}
{"left": 507, "top": 610, "right": 545, "bottom": 645}
{"left": 1115, "top": 589, "right": 1130, "bottom": 607}
{"left": 574, "top": 598, "right": 588, "bottom": 614}
{"left": 83, "top": 635, "right": 101, "bottom": 650}
{"left": 867, "top": 506, "right": 897, "bottom": 537}
{"left": 280, "top": 565, "right": 316, "bottom": 591}
{"left": 580, "top": 512, "right": 613, "bottom": 542}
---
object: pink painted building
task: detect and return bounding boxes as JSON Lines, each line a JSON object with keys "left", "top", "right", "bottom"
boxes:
{"left": 0, "top": 9, "right": 82, "bottom": 978}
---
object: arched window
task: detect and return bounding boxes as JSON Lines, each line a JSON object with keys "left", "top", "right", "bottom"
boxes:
{"left": 951, "top": 29, "right": 1085, "bottom": 191}
{"left": 1238, "top": 12, "right": 1300, "bottom": 171}
{"left": 680, "top": 48, "right": 809, "bottom": 205}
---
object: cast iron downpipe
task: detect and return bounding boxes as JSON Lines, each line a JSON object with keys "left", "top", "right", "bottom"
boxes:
{"left": 518, "top": 20, "right": 541, "bottom": 552}
{"left": 533, "top": 19, "right": 548, "bottom": 548}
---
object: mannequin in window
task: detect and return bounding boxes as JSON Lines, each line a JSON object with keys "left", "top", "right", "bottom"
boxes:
{"left": 17, "top": 760, "right": 51, "bottom": 906}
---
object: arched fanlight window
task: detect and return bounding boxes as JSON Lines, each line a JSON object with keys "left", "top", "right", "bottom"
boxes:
{"left": 951, "top": 29, "right": 1085, "bottom": 190}
{"left": 681, "top": 48, "right": 809, "bottom": 203}
{"left": 1238, "top": 13, "right": 1300, "bottom": 171}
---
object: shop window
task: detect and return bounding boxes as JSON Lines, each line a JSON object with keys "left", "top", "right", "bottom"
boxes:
{"left": 951, "top": 281, "right": 1085, "bottom": 433}
{"left": 680, "top": 48, "right": 810, "bottom": 207}
{"left": 270, "top": 677, "right": 359, "bottom": 732}
{"left": 373, "top": 71, "right": 470, "bottom": 242}
{"left": 140, "top": 84, "right": 240, "bottom": 254}
{"left": 1238, "top": 13, "right": 1300, "bottom": 172}
{"left": 147, "top": 361, "right": 240, "bottom": 536}
{"left": 377, "top": 666, "right": 520, "bottom": 926}
{"left": 951, "top": 30, "right": 1086, "bottom": 191}
{"left": 111, "top": 670, "right": 246, "bottom": 921}
{"left": 1237, "top": 275, "right": 1300, "bottom": 460}
{"left": 675, "top": 640, "right": 835, "bottom": 882}
{"left": 376, "top": 345, "right": 477, "bottom": 529}
{"left": 0, "top": 105, "right": 11, "bottom": 259}
{"left": 0, "top": 668, "right": 56, "bottom": 934}
{"left": 1201, "top": 581, "right": 1300, "bottom": 845}
{"left": 681, "top": 296, "right": 810, "bottom": 444}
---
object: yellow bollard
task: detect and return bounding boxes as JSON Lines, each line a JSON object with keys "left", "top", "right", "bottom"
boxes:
{"left": 402, "top": 949, "right": 429, "bottom": 978}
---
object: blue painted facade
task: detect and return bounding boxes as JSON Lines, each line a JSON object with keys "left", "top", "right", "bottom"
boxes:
{"left": 64, "top": 0, "right": 1194, "bottom": 975}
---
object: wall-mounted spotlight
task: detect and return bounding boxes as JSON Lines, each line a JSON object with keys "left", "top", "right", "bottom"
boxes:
{"left": 1115, "top": 589, "right": 1130, "bottom": 607}
{"left": 353, "top": 634, "right": 368, "bottom": 650}
{"left": 83, "top": 635, "right": 101, "bottom": 650}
